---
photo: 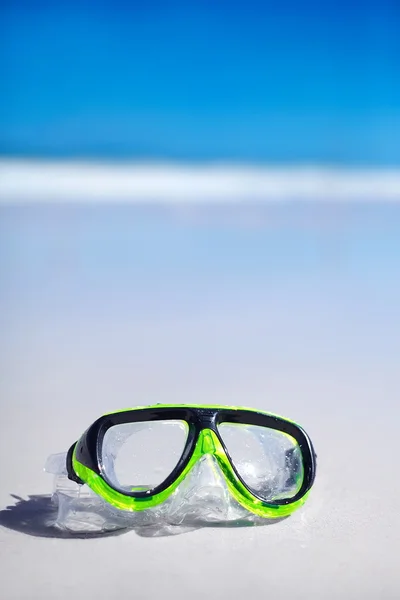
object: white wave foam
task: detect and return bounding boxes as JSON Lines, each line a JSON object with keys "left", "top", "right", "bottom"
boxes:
{"left": 1, "top": 159, "right": 400, "bottom": 203}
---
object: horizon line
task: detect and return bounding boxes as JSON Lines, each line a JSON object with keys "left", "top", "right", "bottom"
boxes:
{"left": 1, "top": 159, "right": 400, "bottom": 203}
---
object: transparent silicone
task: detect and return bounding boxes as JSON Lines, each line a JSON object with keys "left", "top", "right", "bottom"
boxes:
{"left": 44, "top": 452, "right": 268, "bottom": 535}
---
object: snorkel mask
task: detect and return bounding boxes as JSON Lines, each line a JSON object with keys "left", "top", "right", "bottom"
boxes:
{"left": 66, "top": 405, "right": 316, "bottom": 520}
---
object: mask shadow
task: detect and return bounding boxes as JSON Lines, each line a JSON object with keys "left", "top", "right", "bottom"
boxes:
{"left": 0, "top": 493, "right": 287, "bottom": 539}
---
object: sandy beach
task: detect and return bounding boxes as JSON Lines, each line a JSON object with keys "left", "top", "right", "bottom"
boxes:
{"left": 1, "top": 201, "right": 399, "bottom": 599}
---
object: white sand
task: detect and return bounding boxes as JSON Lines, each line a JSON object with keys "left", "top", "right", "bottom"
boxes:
{"left": 1, "top": 200, "right": 400, "bottom": 599}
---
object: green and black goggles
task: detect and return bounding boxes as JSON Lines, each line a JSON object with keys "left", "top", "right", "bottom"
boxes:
{"left": 67, "top": 404, "right": 317, "bottom": 518}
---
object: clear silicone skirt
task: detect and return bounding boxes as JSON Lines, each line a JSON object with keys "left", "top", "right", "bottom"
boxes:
{"left": 44, "top": 452, "right": 269, "bottom": 535}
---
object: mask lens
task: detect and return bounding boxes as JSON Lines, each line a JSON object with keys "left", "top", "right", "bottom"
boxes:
{"left": 100, "top": 420, "right": 188, "bottom": 493}
{"left": 217, "top": 423, "right": 304, "bottom": 501}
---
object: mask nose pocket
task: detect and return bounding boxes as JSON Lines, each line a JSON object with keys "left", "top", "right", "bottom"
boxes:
{"left": 167, "top": 455, "right": 232, "bottom": 524}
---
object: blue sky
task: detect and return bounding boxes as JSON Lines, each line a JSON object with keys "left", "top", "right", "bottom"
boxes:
{"left": 1, "top": 0, "right": 400, "bottom": 163}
